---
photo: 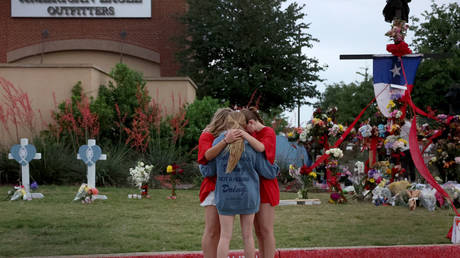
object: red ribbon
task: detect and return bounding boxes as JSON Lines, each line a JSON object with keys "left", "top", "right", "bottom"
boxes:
{"left": 306, "top": 85, "right": 388, "bottom": 172}
{"left": 399, "top": 58, "right": 459, "bottom": 239}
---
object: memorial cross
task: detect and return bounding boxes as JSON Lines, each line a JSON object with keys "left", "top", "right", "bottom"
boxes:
{"left": 77, "top": 139, "right": 107, "bottom": 189}
{"left": 8, "top": 138, "right": 43, "bottom": 199}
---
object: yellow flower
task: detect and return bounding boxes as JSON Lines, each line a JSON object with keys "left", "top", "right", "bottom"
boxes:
{"left": 369, "top": 178, "right": 375, "bottom": 183}
{"left": 289, "top": 164, "right": 295, "bottom": 170}
{"left": 386, "top": 100, "right": 395, "bottom": 109}
{"left": 166, "top": 165, "right": 173, "bottom": 173}
{"left": 399, "top": 139, "right": 408, "bottom": 144}
{"left": 338, "top": 124, "right": 344, "bottom": 131}
{"left": 287, "top": 132, "right": 294, "bottom": 137}
{"left": 327, "top": 117, "right": 332, "bottom": 122}
{"left": 310, "top": 172, "right": 317, "bottom": 179}
{"left": 386, "top": 168, "right": 391, "bottom": 174}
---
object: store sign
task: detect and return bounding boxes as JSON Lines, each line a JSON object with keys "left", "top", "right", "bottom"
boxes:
{"left": 11, "top": 0, "right": 151, "bottom": 18}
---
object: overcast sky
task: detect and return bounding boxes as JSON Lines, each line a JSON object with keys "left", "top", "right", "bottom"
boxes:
{"left": 283, "top": 0, "right": 456, "bottom": 126}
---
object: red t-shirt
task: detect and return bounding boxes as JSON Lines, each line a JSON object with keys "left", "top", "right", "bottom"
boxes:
{"left": 197, "top": 131, "right": 217, "bottom": 203}
{"left": 254, "top": 127, "right": 280, "bottom": 206}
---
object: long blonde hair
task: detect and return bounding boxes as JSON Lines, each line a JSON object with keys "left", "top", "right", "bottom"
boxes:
{"left": 225, "top": 111, "right": 246, "bottom": 173}
{"left": 205, "top": 108, "right": 232, "bottom": 137}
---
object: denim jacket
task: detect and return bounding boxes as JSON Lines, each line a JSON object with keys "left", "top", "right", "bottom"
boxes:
{"left": 200, "top": 133, "right": 279, "bottom": 215}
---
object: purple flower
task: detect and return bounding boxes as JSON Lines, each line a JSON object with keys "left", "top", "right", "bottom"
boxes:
{"left": 368, "top": 169, "right": 377, "bottom": 179}
{"left": 30, "top": 181, "right": 39, "bottom": 190}
{"left": 331, "top": 192, "right": 341, "bottom": 201}
{"left": 390, "top": 93, "right": 402, "bottom": 100}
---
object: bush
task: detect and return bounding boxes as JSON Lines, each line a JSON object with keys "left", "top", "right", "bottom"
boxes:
{"left": 182, "top": 96, "right": 229, "bottom": 154}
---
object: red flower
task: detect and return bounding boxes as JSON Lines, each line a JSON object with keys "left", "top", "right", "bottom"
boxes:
{"left": 386, "top": 41, "right": 412, "bottom": 56}
{"left": 299, "top": 165, "right": 312, "bottom": 175}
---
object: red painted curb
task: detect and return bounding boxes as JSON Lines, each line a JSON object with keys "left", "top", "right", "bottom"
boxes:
{"left": 80, "top": 244, "right": 460, "bottom": 258}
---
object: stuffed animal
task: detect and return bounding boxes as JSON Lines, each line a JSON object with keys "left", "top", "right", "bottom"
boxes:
{"left": 388, "top": 180, "right": 410, "bottom": 195}
{"left": 407, "top": 190, "right": 421, "bottom": 211}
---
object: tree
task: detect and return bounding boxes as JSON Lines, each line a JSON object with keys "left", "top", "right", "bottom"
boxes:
{"left": 316, "top": 69, "right": 378, "bottom": 125}
{"left": 175, "top": 0, "right": 324, "bottom": 111}
{"left": 410, "top": 2, "right": 460, "bottom": 114}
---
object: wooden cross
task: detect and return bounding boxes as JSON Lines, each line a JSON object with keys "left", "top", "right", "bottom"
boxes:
{"left": 8, "top": 138, "right": 42, "bottom": 199}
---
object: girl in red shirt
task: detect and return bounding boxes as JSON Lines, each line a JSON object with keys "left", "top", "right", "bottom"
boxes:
{"left": 241, "top": 107, "right": 279, "bottom": 258}
{"left": 198, "top": 107, "right": 241, "bottom": 258}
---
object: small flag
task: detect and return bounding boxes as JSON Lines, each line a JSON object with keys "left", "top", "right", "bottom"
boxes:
{"left": 373, "top": 55, "right": 421, "bottom": 117}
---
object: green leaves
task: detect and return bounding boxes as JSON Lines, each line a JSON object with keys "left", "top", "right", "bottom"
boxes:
{"left": 410, "top": 2, "right": 460, "bottom": 114}
{"left": 175, "top": 0, "right": 323, "bottom": 111}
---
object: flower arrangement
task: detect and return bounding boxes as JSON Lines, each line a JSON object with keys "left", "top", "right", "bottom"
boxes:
{"left": 387, "top": 92, "right": 406, "bottom": 124}
{"left": 384, "top": 135, "right": 408, "bottom": 153}
{"left": 6, "top": 181, "right": 39, "bottom": 201}
{"left": 289, "top": 164, "right": 317, "bottom": 199}
{"left": 166, "top": 164, "right": 184, "bottom": 199}
{"left": 324, "top": 147, "right": 347, "bottom": 203}
{"left": 73, "top": 183, "right": 98, "bottom": 204}
{"left": 385, "top": 19, "right": 409, "bottom": 43}
{"left": 7, "top": 185, "right": 27, "bottom": 201}
{"left": 285, "top": 127, "right": 303, "bottom": 142}
{"left": 358, "top": 123, "right": 372, "bottom": 138}
{"left": 129, "top": 161, "right": 153, "bottom": 198}
{"left": 429, "top": 116, "right": 460, "bottom": 182}
{"left": 325, "top": 148, "right": 343, "bottom": 159}
{"left": 385, "top": 18, "right": 412, "bottom": 56}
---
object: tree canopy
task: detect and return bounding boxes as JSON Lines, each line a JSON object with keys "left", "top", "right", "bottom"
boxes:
{"left": 175, "top": 0, "right": 324, "bottom": 111}
{"left": 315, "top": 69, "right": 379, "bottom": 125}
{"left": 410, "top": 2, "right": 460, "bottom": 114}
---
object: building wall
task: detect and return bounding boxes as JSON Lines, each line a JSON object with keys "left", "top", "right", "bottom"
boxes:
{"left": 0, "top": 0, "right": 186, "bottom": 77}
{"left": 14, "top": 50, "right": 161, "bottom": 78}
{"left": 0, "top": 65, "right": 196, "bottom": 147}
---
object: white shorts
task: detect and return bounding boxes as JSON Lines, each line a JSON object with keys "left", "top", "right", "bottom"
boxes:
{"left": 200, "top": 191, "right": 216, "bottom": 207}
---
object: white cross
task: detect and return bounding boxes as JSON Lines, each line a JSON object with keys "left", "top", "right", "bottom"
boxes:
{"left": 8, "top": 138, "right": 41, "bottom": 199}
{"left": 77, "top": 139, "right": 106, "bottom": 189}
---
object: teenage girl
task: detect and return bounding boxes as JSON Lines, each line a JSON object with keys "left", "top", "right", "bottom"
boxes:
{"left": 200, "top": 111, "right": 279, "bottom": 258}
{"left": 241, "top": 107, "right": 279, "bottom": 258}
{"left": 198, "top": 108, "right": 241, "bottom": 258}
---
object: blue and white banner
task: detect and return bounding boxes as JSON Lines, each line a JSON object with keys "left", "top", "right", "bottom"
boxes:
{"left": 373, "top": 55, "right": 422, "bottom": 117}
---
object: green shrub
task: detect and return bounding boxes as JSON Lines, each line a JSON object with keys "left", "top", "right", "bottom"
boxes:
{"left": 91, "top": 63, "right": 149, "bottom": 143}
{"left": 95, "top": 143, "right": 136, "bottom": 186}
{"left": 30, "top": 137, "right": 85, "bottom": 185}
{"left": 182, "top": 96, "right": 229, "bottom": 154}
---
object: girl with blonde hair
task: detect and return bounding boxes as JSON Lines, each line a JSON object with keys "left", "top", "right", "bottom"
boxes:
{"left": 197, "top": 107, "right": 242, "bottom": 258}
{"left": 200, "top": 111, "right": 279, "bottom": 258}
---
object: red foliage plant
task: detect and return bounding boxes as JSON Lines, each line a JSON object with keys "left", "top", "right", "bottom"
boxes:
{"left": 168, "top": 92, "right": 189, "bottom": 145}
{"left": 51, "top": 88, "right": 99, "bottom": 147}
{"left": 0, "top": 77, "right": 37, "bottom": 142}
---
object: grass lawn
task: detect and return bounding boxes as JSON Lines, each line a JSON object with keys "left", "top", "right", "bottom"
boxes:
{"left": 0, "top": 185, "right": 454, "bottom": 257}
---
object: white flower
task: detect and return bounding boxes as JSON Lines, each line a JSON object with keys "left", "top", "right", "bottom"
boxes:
{"left": 299, "top": 131, "right": 307, "bottom": 142}
{"left": 129, "top": 161, "right": 154, "bottom": 188}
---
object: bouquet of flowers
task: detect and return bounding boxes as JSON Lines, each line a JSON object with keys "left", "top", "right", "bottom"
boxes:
{"left": 385, "top": 18, "right": 409, "bottom": 43}
{"left": 325, "top": 148, "right": 344, "bottom": 159}
{"left": 324, "top": 148, "right": 347, "bottom": 203}
{"left": 6, "top": 181, "right": 39, "bottom": 201}
{"left": 73, "top": 183, "right": 98, "bottom": 204}
{"left": 289, "top": 164, "right": 317, "bottom": 199}
{"left": 7, "top": 185, "right": 27, "bottom": 201}
{"left": 166, "top": 164, "right": 184, "bottom": 199}
{"left": 384, "top": 135, "right": 408, "bottom": 153}
{"left": 129, "top": 161, "right": 153, "bottom": 198}
{"left": 387, "top": 92, "right": 406, "bottom": 124}
{"left": 285, "top": 127, "right": 303, "bottom": 142}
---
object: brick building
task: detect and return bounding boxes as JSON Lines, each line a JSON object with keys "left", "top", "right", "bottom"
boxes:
{"left": 0, "top": 0, "right": 196, "bottom": 145}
